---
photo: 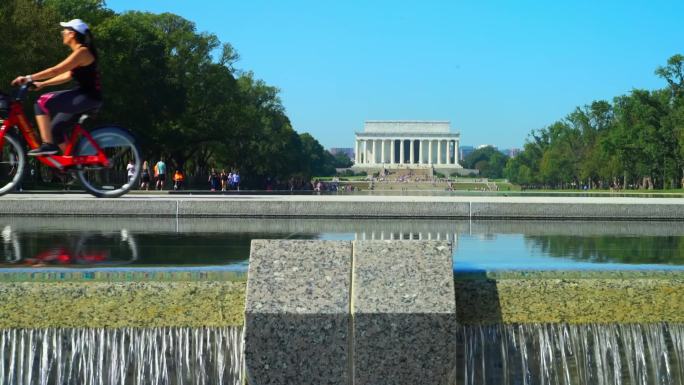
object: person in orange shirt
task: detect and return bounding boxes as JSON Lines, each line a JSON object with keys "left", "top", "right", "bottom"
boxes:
{"left": 173, "top": 169, "right": 185, "bottom": 190}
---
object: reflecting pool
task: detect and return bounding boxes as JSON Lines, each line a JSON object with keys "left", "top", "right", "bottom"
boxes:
{"left": 2, "top": 217, "right": 684, "bottom": 272}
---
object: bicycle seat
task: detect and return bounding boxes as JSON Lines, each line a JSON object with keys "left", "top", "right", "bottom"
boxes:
{"left": 77, "top": 108, "right": 100, "bottom": 125}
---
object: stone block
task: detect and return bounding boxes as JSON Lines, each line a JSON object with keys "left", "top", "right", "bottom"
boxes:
{"left": 352, "top": 240, "right": 457, "bottom": 385}
{"left": 244, "top": 240, "right": 352, "bottom": 385}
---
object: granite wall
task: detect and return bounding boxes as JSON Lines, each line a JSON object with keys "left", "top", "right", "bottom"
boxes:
{"left": 1, "top": 270, "right": 683, "bottom": 328}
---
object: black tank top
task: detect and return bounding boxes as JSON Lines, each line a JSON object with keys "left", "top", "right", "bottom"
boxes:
{"left": 71, "top": 57, "right": 102, "bottom": 100}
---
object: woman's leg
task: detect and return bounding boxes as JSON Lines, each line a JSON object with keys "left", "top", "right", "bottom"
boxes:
{"left": 33, "top": 90, "right": 99, "bottom": 155}
{"left": 35, "top": 115, "right": 54, "bottom": 145}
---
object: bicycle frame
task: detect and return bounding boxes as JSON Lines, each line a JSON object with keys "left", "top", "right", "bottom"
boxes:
{"left": 0, "top": 100, "right": 110, "bottom": 170}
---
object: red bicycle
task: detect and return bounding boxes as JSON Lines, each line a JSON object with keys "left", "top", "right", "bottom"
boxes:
{"left": 0, "top": 83, "right": 141, "bottom": 197}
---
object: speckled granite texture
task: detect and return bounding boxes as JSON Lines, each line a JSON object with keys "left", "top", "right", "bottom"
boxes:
{"left": 455, "top": 274, "right": 684, "bottom": 324}
{"left": 0, "top": 270, "right": 682, "bottom": 330}
{"left": 244, "top": 240, "right": 352, "bottom": 385}
{"left": 0, "top": 280, "right": 246, "bottom": 328}
{"left": 0, "top": 270, "right": 246, "bottom": 283}
{"left": 352, "top": 241, "right": 457, "bottom": 385}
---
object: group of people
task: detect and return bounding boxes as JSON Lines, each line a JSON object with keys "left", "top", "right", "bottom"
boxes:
{"left": 134, "top": 158, "right": 184, "bottom": 191}
{"left": 208, "top": 168, "right": 241, "bottom": 191}
{"left": 126, "top": 161, "right": 240, "bottom": 191}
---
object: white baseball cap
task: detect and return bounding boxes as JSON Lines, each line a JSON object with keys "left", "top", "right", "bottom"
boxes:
{"left": 59, "top": 19, "right": 89, "bottom": 35}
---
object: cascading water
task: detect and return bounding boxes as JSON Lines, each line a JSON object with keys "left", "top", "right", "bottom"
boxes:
{"left": 1, "top": 323, "right": 682, "bottom": 384}
{"left": 459, "top": 323, "right": 684, "bottom": 385}
{"left": 0, "top": 327, "right": 244, "bottom": 385}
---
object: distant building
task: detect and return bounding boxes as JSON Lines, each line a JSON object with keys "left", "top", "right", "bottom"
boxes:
{"left": 504, "top": 148, "right": 521, "bottom": 158}
{"left": 329, "top": 147, "right": 354, "bottom": 159}
{"left": 352, "top": 120, "right": 462, "bottom": 171}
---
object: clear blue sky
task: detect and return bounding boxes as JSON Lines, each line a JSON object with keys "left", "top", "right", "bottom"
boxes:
{"left": 106, "top": 0, "right": 684, "bottom": 150}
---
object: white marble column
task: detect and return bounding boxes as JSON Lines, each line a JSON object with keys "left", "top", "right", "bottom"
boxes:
{"left": 372, "top": 140, "right": 377, "bottom": 164}
{"left": 363, "top": 140, "right": 368, "bottom": 164}
{"left": 428, "top": 140, "right": 433, "bottom": 165}
{"left": 450, "top": 140, "right": 456, "bottom": 164}
{"left": 446, "top": 140, "right": 451, "bottom": 164}
{"left": 355, "top": 140, "right": 360, "bottom": 164}
{"left": 449, "top": 140, "right": 456, "bottom": 164}
{"left": 381, "top": 139, "right": 386, "bottom": 164}
{"left": 454, "top": 140, "right": 459, "bottom": 165}
{"left": 409, "top": 139, "right": 415, "bottom": 164}
{"left": 437, "top": 140, "right": 442, "bottom": 165}
{"left": 399, "top": 139, "right": 404, "bottom": 164}
{"left": 419, "top": 140, "right": 423, "bottom": 164}
{"left": 392, "top": 139, "right": 397, "bottom": 164}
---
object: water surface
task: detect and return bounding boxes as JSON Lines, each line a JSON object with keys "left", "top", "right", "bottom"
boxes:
{"left": 2, "top": 217, "right": 684, "bottom": 272}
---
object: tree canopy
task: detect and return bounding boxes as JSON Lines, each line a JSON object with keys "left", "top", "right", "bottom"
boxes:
{"left": 0, "top": 0, "right": 339, "bottom": 187}
{"left": 506, "top": 55, "right": 684, "bottom": 190}
{"left": 462, "top": 146, "right": 509, "bottom": 178}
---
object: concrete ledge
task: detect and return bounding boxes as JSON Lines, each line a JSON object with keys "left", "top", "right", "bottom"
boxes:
{"left": 456, "top": 275, "right": 684, "bottom": 324}
{"left": 3, "top": 194, "right": 684, "bottom": 219}
{"left": 0, "top": 280, "right": 246, "bottom": 328}
{"left": 1, "top": 270, "right": 682, "bottom": 328}
{"left": 471, "top": 201, "right": 684, "bottom": 220}
{"left": 0, "top": 198, "right": 177, "bottom": 217}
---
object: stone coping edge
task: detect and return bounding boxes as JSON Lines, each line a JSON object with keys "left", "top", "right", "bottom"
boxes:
{"left": 1, "top": 272, "right": 683, "bottom": 328}
{"left": 1, "top": 269, "right": 680, "bottom": 283}
{"left": 3, "top": 198, "right": 684, "bottom": 220}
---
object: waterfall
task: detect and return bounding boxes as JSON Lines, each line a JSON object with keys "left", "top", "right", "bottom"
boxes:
{"left": 459, "top": 323, "right": 684, "bottom": 385}
{"left": 0, "top": 327, "right": 244, "bottom": 385}
{"left": 1, "top": 323, "right": 682, "bottom": 384}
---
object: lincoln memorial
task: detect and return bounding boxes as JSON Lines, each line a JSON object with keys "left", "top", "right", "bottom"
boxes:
{"left": 352, "top": 121, "right": 462, "bottom": 171}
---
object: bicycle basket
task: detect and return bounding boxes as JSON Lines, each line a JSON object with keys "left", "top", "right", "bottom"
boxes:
{"left": 0, "top": 92, "right": 9, "bottom": 119}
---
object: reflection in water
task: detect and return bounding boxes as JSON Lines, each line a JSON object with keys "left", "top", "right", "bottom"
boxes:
{"left": 525, "top": 235, "right": 684, "bottom": 265}
{"left": 2, "top": 226, "right": 138, "bottom": 266}
{"left": 2, "top": 217, "right": 684, "bottom": 270}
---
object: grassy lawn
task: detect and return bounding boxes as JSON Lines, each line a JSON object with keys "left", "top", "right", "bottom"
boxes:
{"left": 515, "top": 188, "right": 684, "bottom": 194}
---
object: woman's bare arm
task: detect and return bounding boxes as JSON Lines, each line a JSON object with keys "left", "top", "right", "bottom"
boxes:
{"left": 11, "top": 48, "right": 93, "bottom": 85}
{"left": 30, "top": 48, "right": 93, "bottom": 80}
{"left": 35, "top": 72, "right": 73, "bottom": 89}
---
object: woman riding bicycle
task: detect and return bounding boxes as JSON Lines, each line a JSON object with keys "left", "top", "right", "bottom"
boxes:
{"left": 11, "top": 19, "right": 102, "bottom": 156}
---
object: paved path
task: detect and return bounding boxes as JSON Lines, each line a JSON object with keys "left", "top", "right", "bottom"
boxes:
{"left": 1, "top": 194, "right": 683, "bottom": 219}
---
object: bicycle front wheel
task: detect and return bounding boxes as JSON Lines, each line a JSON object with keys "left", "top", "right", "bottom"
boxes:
{"left": 75, "top": 126, "right": 141, "bottom": 198}
{"left": 0, "top": 134, "right": 26, "bottom": 196}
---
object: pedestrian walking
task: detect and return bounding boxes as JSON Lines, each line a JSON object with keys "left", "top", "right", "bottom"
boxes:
{"left": 126, "top": 160, "right": 135, "bottom": 183}
{"left": 220, "top": 169, "right": 228, "bottom": 191}
{"left": 232, "top": 171, "right": 240, "bottom": 191}
{"left": 155, "top": 158, "right": 167, "bottom": 190}
{"left": 140, "top": 160, "right": 151, "bottom": 190}
{"left": 208, "top": 168, "right": 220, "bottom": 191}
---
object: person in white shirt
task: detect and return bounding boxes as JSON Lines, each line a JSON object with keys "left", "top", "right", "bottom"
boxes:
{"left": 126, "top": 160, "right": 135, "bottom": 183}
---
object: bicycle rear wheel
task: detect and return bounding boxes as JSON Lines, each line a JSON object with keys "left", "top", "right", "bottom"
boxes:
{"left": 75, "top": 126, "right": 141, "bottom": 198}
{"left": 0, "top": 134, "right": 26, "bottom": 196}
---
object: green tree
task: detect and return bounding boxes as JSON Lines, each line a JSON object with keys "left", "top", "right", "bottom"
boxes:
{"left": 299, "top": 133, "right": 336, "bottom": 177}
{"left": 332, "top": 152, "right": 353, "bottom": 168}
{"left": 462, "top": 146, "right": 509, "bottom": 178}
{"left": 0, "top": 0, "right": 63, "bottom": 86}
{"left": 656, "top": 54, "right": 684, "bottom": 99}
{"left": 509, "top": 54, "right": 684, "bottom": 190}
